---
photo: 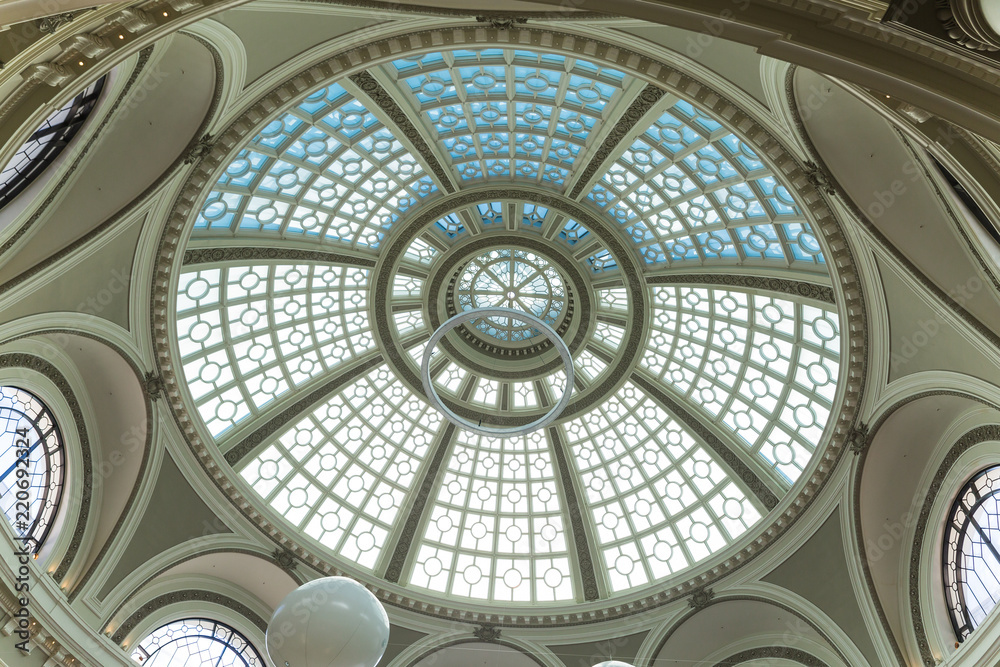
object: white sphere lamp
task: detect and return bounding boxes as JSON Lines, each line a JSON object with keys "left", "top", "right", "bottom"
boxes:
{"left": 592, "top": 662, "right": 636, "bottom": 667}
{"left": 266, "top": 576, "right": 390, "bottom": 667}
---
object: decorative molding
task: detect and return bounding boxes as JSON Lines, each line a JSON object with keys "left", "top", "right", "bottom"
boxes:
{"left": 272, "top": 548, "right": 298, "bottom": 572}
{"left": 0, "top": 48, "right": 150, "bottom": 290}
{"left": 183, "top": 133, "right": 216, "bottom": 164}
{"left": 0, "top": 353, "right": 94, "bottom": 585}
{"left": 348, "top": 70, "right": 456, "bottom": 194}
{"left": 546, "top": 427, "right": 600, "bottom": 600}
{"left": 848, "top": 422, "right": 869, "bottom": 456}
{"left": 472, "top": 622, "right": 502, "bottom": 643}
{"left": 646, "top": 273, "right": 835, "bottom": 304}
{"left": 143, "top": 372, "right": 164, "bottom": 402}
{"left": 687, "top": 586, "right": 714, "bottom": 610}
{"left": 37, "top": 13, "right": 77, "bottom": 35}
{"left": 183, "top": 246, "right": 377, "bottom": 267}
{"left": 150, "top": 26, "right": 866, "bottom": 627}
{"left": 474, "top": 16, "right": 528, "bottom": 30}
{"left": 935, "top": 0, "right": 1000, "bottom": 52}
{"left": 569, "top": 84, "right": 665, "bottom": 199}
{"left": 102, "top": 547, "right": 306, "bottom": 630}
{"left": 110, "top": 590, "right": 267, "bottom": 644}
{"left": 712, "top": 646, "right": 828, "bottom": 667}
{"left": 804, "top": 160, "right": 837, "bottom": 196}
{"left": 224, "top": 354, "right": 384, "bottom": 466}
{"left": 383, "top": 424, "right": 455, "bottom": 583}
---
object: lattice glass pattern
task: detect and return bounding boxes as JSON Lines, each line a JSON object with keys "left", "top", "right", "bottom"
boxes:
{"left": 410, "top": 429, "right": 572, "bottom": 602}
{"left": 239, "top": 365, "right": 441, "bottom": 569}
{"left": 131, "top": 618, "right": 264, "bottom": 666}
{"left": 562, "top": 381, "right": 761, "bottom": 593}
{"left": 456, "top": 248, "right": 565, "bottom": 341}
{"left": 0, "top": 387, "right": 64, "bottom": 552}
{"left": 944, "top": 465, "right": 1000, "bottom": 640}
{"left": 175, "top": 263, "right": 375, "bottom": 437}
{"left": 388, "top": 49, "right": 629, "bottom": 187}
{"left": 193, "top": 83, "right": 437, "bottom": 249}
{"left": 586, "top": 100, "right": 825, "bottom": 270}
{"left": 642, "top": 286, "right": 840, "bottom": 484}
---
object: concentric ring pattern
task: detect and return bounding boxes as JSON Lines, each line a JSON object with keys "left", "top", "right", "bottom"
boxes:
{"left": 172, "top": 42, "right": 844, "bottom": 609}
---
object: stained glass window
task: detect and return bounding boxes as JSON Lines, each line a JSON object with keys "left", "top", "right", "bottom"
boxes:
{"left": 389, "top": 49, "right": 629, "bottom": 188}
{"left": 641, "top": 286, "right": 840, "bottom": 484}
{"left": 131, "top": 618, "right": 264, "bottom": 666}
{"left": 240, "top": 365, "right": 442, "bottom": 569}
{"left": 587, "top": 101, "right": 825, "bottom": 270}
{"left": 0, "top": 387, "right": 64, "bottom": 552}
{"left": 944, "top": 465, "right": 1000, "bottom": 640}
{"left": 193, "top": 83, "right": 437, "bottom": 249}
{"left": 562, "top": 381, "right": 761, "bottom": 592}
{"left": 0, "top": 77, "right": 105, "bottom": 210}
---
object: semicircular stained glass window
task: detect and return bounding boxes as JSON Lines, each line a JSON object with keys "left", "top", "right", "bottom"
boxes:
{"left": 131, "top": 618, "right": 264, "bottom": 666}
{"left": 0, "top": 386, "right": 65, "bottom": 552}
{"left": 944, "top": 465, "right": 1000, "bottom": 640}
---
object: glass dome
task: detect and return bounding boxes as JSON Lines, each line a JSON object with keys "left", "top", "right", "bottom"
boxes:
{"left": 161, "top": 37, "right": 849, "bottom": 617}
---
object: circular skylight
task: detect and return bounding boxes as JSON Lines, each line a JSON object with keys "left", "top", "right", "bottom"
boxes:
{"left": 456, "top": 248, "right": 565, "bottom": 342}
{"left": 158, "top": 32, "right": 856, "bottom": 620}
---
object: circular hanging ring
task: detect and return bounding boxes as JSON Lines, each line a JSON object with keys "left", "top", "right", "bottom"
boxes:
{"left": 421, "top": 307, "right": 574, "bottom": 437}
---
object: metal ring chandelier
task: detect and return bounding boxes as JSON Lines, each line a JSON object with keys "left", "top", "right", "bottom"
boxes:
{"left": 420, "top": 307, "right": 575, "bottom": 437}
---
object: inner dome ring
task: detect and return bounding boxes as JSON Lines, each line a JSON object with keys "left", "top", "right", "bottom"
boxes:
{"left": 421, "top": 307, "right": 575, "bottom": 437}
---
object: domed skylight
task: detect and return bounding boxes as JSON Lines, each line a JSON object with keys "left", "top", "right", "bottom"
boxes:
{"left": 170, "top": 42, "right": 844, "bottom": 609}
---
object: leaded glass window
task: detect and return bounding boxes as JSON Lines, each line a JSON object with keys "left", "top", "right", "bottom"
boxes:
{"left": 0, "top": 77, "right": 105, "bottom": 210}
{"left": 641, "top": 286, "right": 840, "bottom": 484}
{"left": 587, "top": 100, "right": 825, "bottom": 270}
{"left": 0, "top": 387, "right": 65, "bottom": 552}
{"left": 944, "top": 465, "right": 1000, "bottom": 640}
{"left": 389, "top": 49, "right": 629, "bottom": 187}
{"left": 131, "top": 618, "right": 264, "bottom": 666}
{"left": 193, "top": 83, "right": 437, "bottom": 249}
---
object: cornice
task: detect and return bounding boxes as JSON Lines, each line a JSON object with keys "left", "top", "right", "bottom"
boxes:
{"left": 148, "top": 25, "right": 866, "bottom": 628}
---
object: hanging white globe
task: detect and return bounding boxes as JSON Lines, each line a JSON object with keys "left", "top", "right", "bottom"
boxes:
{"left": 266, "top": 576, "right": 390, "bottom": 667}
{"left": 592, "top": 662, "right": 636, "bottom": 667}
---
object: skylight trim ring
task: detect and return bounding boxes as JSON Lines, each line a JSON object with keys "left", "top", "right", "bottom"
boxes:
{"left": 421, "top": 308, "right": 574, "bottom": 437}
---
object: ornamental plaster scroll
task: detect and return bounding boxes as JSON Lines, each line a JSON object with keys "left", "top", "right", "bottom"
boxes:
{"left": 109, "top": 589, "right": 268, "bottom": 645}
{"left": 224, "top": 353, "right": 384, "bottom": 465}
{"left": 349, "top": 70, "right": 457, "bottom": 194}
{"left": 0, "top": 354, "right": 94, "bottom": 585}
{"left": 183, "top": 246, "right": 377, "bottom": 267}
{"left": 569, "top": 84, "right": 665, "bottom": 199}
{"left": 546, "top": 426, "right": 601, "bottom": 601}
{"left": 150, "top": 25, "right": 866, "bottom": 627}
